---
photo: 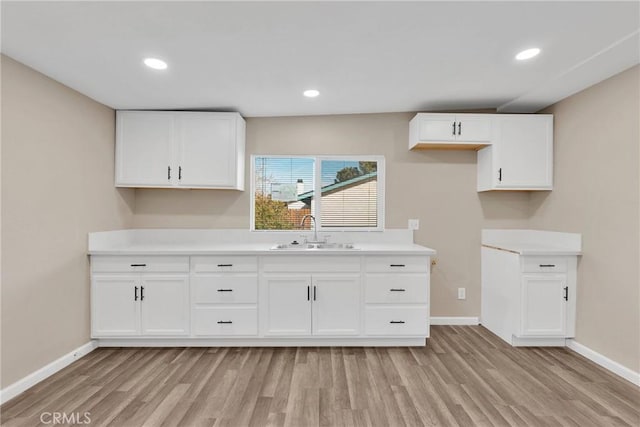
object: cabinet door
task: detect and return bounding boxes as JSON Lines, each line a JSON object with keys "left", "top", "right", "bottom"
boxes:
{"left": 264, "top": 275, "right": 311, "bottom": 336}
{"left": 176, "top": 113, "right": 237, "bottom": 188}
{"left": 92, "top": 276, "right": 139, "bottom": 337}
{"left": 520, "top": 275, "right": 567, "bottom": 337}
{"left": 457, "top": 115, "right": 491, "bottom": 142}
{"left": 417, "top": 114, "right": 457, "bottom": 142}
{"left": 115, "top": 111, "right": 174, "bottom": 187}
{"left": 312, "top": 274, "right": 360, "bottom": 336}
{"left": 140, "top": 276, "right": 190, "bottom": 336}
{"left": 494, "top": 115, "right": 553, "bottom": 189}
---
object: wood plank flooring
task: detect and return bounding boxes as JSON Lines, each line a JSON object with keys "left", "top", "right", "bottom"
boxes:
{"left": 2, "top": 326, "right": 639, "bottom": 426}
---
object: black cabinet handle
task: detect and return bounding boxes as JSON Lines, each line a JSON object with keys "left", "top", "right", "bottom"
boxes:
{"left": 178, "top": 166, "right": 182, "bottom": 180}
{"left": 307, "top": 285, "right": 310, "bottom": 301}
{"left": 390, "top": 320, "right": 405, "bottom": 324}
{"left": 498, "top": 168, "right": 502, "bottom": 182}
{"left": 134, "top": 286, "right": 138, "bottom": 301}
{"left": 313, "top": 286, "right": 317, "bottom": 301}
{"left": 168, "top": 166, "right": 171, "bottom": 180}
{"left": 130, "top": 264, "right": 146, "bottom": 267}
{"left": 539, "top": 264, "right": 556, "bottom": 268}
{"left": 452, "top": 122, "right": 456, "bottom": 136}
{"left": 217, "top": 264, "right": 233, "bottom": 267}
{"left": 217, "top": 321, "right": 233, "bottom": 324}
{"left": 457, "top": 122, "right": 462, "bottom": 135}
{"left": 217, "top": 289, "right": 233, "bottom": 292}
{"left": 390, "top": 264, "right": 405, "bottom": 268}
{"left": 140, "top": 286, "right": 144, "bottom": 301}
{"left": 390, "top": 288, "right": 406, "bottom": 292}
{"left": 564, "top": 286, "right": 568, "bottom": 301}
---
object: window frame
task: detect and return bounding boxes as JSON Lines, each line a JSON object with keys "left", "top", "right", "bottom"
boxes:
{"left": 250, "top": 154, "right": 385, "bottom": 232}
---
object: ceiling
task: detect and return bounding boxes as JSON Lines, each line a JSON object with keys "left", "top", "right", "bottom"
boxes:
{"left": 2, "top": 1, "right": 639, "bottom": 117}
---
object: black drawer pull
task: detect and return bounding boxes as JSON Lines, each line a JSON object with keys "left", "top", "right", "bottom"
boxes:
{"left": 390, "top": 320, "right": 405, "bottom": 324}
{"left": 130, "top": 264, "right": 147, "bottom": 267}
{"left": 539, "top": 264, "right": 556, "bottom": 268}
{"left": 390, "top": 264, "right": 405, "bottom": 268}
{"left": 390, "top": 288, "right": 406, "bottom": 292}
{"left": 217, "top": 264, "right": 233, "bottom": 267}
{"left": 217, "top": 289, "right": 233, "bottom": 292}
{"left": 217, "top": 321, "right": 233, "bottom": 324}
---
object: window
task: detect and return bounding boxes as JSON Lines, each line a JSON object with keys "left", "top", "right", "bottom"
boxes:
{"left": 251, "top": 155, "right": 384, "bottom": 231}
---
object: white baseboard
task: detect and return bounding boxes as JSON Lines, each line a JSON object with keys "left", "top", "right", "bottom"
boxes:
{"left": 430, "top": 316, "right": 480, "bottom": 325}
{"left": 567, "top": 339, "right": 640, "bottom": 387}
{"left": 0, "top": 340, "right": 98, "bottom": 405}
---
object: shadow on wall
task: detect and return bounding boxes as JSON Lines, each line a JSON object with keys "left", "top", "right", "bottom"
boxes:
{"left": 477, "top": 191, "right": 546, "bottom": 221}
{"left": 133, "top": 188, "right": 247, "bottom": 216}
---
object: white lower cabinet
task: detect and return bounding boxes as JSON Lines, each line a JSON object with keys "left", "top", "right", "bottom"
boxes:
{"left": 520, "top": 274, "right": 567, "bottom": 337}
{"left": 191, "top": 256, "right": 258, "bottom": 337}
{"left": 91, "top": 253, "right": 432, "bottom": 345}
{"left": 481, "top": 246, "right": 577, "bottom": 346}
{"left": 140, "top": 276, "right": 190, "bottom": 336}
{"left": 91, "top": 274, "right": 189, "bottom": 337}
{"left": 92, "top": 276, "right": 140, "bottom": 337}
{"left": 263, "top": 273, "right": 360, "bottom": 337}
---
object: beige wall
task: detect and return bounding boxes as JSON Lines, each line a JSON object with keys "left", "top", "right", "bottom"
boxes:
{"left": 133, "top": 113, "right": 532, "bottom": 318}
{"left": 531, "top": 66, "right": 640, "bottom": 372}
{"left": 1, "top": 56, "right": 135, "bottom": 387}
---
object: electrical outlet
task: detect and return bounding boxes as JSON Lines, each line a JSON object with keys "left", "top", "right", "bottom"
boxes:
{"left": 408, "top": 219, "right": 419, "bottom": 230}
{"left": 457, "top": 288, "right": 466, "bottom": 300}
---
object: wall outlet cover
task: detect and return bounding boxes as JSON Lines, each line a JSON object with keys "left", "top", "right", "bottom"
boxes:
{"left": 408, "top": 219, "right": 419, "bottom": 230}
{"left": 457, "top": 288, "right": 466, "bottom": 300}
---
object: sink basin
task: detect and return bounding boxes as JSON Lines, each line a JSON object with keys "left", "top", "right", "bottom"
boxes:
{"left": 270, "top": 242, "right": 358, "bottom": 250}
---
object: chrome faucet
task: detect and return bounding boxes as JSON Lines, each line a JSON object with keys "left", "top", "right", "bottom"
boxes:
{"left": 299, "top": 214, "right": 321, "bottom": 243}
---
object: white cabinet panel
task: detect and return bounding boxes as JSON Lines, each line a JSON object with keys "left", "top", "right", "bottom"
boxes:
{"left": 478, "top": 115, "right": 553, "bottom": 191}
{"left": 140, "top": 276, "right": 190, "bottom": 336}
{"left": 264, "top": 275, "right": 312, "bottom": 336}
{"left": 92, "top": 276, "right": 139, "bottom": 337}
{"left": 520, "top": 275, "right": 567, "bottom": 337}
{"left": 365, "top": 274, "right": 428, "bottom": 304}
{"left": 176, "top": 114, "right": 236, "bottom": 188}
{"left": 192, "top": 274, "right": 257, "bottom": 304}
{"left": 417, "top": 114, "right": 457, "bottom": 142}
{"left": 115, "top": 111, "right": 245, "bottom": 190}
{"left": 312, "top": 274, "right": 360, "bottom": 336}
{"left": 194, "top": 307, "right": 258, "bottom": 336}
{"left": 410, "top": 113, "right": 491, "bottom": 149}
{"left": 116, "top": 112, "right": 174, "bottom": 187}
{"left": 365, "top": 306, "right": 428, "bottom": 336}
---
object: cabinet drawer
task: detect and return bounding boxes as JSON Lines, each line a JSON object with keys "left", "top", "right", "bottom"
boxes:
{"left": 365, "top": 306, "right": 428, "bottom": 336}
{"left": 365, "top": 274, "right": 428, "bottom": 304}
{"left": 91, "top": 256, "right": 189, "bottom": 273}
{"left": 193, "top": 307, "right": 257, "bottom": 336}
{"left": 262, "top": 256, "right": 360, "bottom": 273}
{"left": 191, "top": 256, "right": 258, "bottom": 273}
{"left": 522, "top": 257, "right": 567, "bottom": 273}
{"left": 192, "top": 275, "right": 257, "bottom": 304}
{"left": 365, "top": 256, "right": 428, "bottom": 273}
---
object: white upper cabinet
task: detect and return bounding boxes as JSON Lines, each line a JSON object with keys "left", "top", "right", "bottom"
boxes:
{"left": 477, "top": 115, "right": 553, "bottom": 191}
{"left": 409, "top": 113, "right": 492, "bottom": 149}
{"left": 116, "top": 111, "right": 245, "bottom": 190}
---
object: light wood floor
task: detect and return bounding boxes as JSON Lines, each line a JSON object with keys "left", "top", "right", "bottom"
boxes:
{"left": 2, "top": 326, "right": 639, "bottom": 426}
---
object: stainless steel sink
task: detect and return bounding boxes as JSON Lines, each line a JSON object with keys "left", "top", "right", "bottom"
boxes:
{"left": 270, "top": 242, "right": 358, "bottom": 250}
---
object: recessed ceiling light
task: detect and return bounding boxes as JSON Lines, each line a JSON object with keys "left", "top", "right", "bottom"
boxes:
{"left": 515, "top": 48, "right": 541, "bottom": 61}
{"left": 143, "top": 57, "right": 168, "bottom": 70}
{"left": 303, "top": 89, "right": 320, "bottom": 98}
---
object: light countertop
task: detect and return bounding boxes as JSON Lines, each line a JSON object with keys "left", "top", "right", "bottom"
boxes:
{"left": 88, "top": 229, "right": 436, "bottom": 256}
{"left": 481, "top": 229, "right": 582, "bottom": 256}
